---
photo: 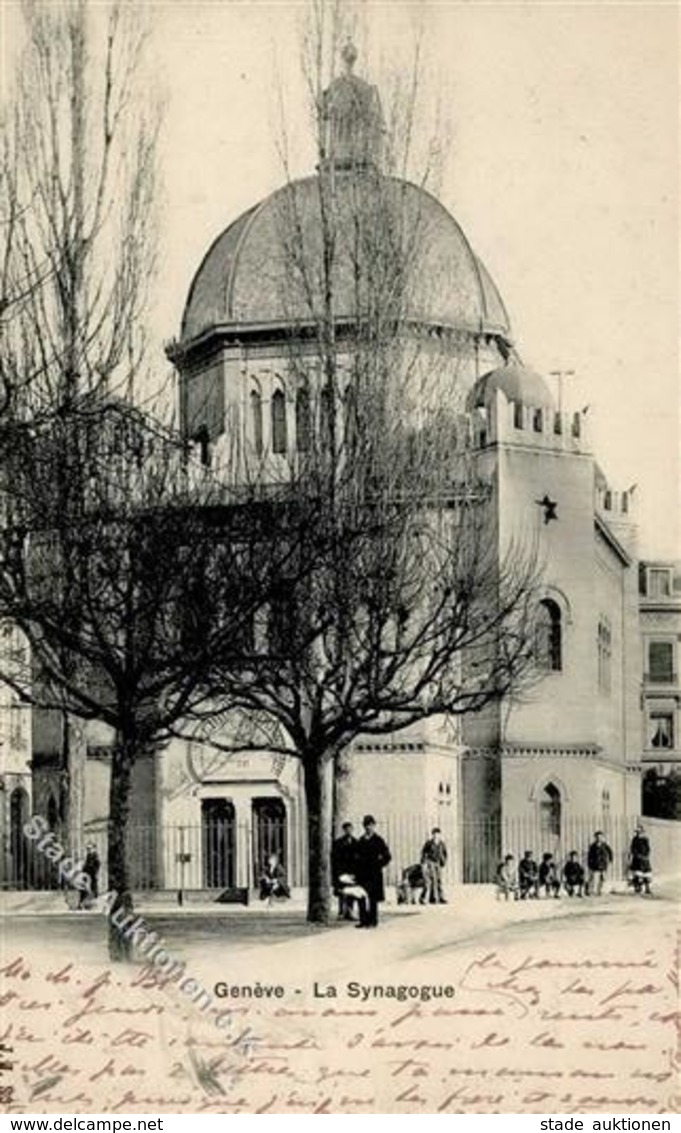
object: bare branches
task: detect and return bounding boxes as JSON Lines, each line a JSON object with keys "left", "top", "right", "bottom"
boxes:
{"left": 0, "top": 1, "right": 159, "bottom": 423}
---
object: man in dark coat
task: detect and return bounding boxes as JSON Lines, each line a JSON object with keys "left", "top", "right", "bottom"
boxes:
{"left": 331, "top": 821, "right": 359, "bottom": 920}
{"left": 78, "top": 843, "right": 100, "bottom": 908}
{"left": 354, "top": 815, "right": 391, "bottom": 928}
{"left": 586, "top": 831, "right": 613, "bottom": 895}
{"left": 628, "top": 825, "right": 652, "bottom": 894}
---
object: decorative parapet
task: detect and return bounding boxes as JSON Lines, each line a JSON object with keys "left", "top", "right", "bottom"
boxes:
{"left": 470, "top": 388, "right": 590, "bottom": 453}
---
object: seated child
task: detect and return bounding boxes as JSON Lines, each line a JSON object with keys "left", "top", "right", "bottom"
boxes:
{"left": 538, "top": 852, "right": 560, "bottom": 898}
{"left": 562, "top": 850, "right": 585, "bottom": 897}
{"left": 518, "top": 851, "right": 539, "bottom": 899}
{"left": 495, "top": 854, "right": 518, "bottom": 900}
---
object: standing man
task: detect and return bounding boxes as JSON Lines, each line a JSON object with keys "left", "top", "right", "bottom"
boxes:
{"left": 586, "top": 830, "right": 613, "bottom": 896}
{"left": 420, "top": 827, "right": 448, "bottom": 904}
{"left": 355, "top": 815, "right": 391, "bottom": 928}
{"left": 628, "top": 824, "right": 652, "bottom": 895}
{"left": 331, "top": 821, "right": 359, "bottom": 920}
{"left": 79, "top": 843, "right": 100, "bottom": 908}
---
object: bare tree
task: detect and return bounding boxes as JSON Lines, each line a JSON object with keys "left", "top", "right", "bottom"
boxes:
{"left": 183, "top": 2, "right": 543, "bottom": 925}
{"left": 0, "top": 1, "right": 310, "bottom": 959}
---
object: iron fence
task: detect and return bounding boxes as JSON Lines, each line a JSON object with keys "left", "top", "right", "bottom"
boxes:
{"left": 3, "top": 811, "right": 662, "bottom": 893}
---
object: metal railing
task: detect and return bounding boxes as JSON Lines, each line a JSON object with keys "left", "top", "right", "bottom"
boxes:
{"left": 3, "top": 810, "right": 663, "bottom": 894}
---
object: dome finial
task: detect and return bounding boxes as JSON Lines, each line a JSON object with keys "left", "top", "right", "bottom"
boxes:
{"left": 341, "top": 39, "right": 358, "bottom": 74}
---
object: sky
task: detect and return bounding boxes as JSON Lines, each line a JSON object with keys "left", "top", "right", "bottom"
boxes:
{"left": 2, "top": 1, "right": 679, "bottom": 559}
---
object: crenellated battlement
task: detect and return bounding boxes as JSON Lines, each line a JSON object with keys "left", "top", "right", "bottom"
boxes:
{"left": 470, "top": 387, "right": 589, "bottom": 453}
{"left": 595, "top": 481, "right": 637, "bottom": 522}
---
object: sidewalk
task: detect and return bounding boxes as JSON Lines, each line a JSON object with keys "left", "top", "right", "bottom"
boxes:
{"left": 2, "top": 875, "right": 676, "bottom": 918}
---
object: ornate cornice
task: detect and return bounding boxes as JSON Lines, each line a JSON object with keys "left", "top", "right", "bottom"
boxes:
{"left": 355, "top": 740, "right": 426, "bottom": 754}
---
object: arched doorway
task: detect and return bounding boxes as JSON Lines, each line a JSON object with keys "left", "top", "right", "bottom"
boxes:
{"left": 9, "top": 787, "right": 29, "bottom": 888}
{"left": 252, "top": 798, "right": 286, "bottom": 884}
{"left": 539, "top": 782, "right": 562, "bottom": 838}
{"left": 201, "top": 799, "right": 236, "bottom": 889}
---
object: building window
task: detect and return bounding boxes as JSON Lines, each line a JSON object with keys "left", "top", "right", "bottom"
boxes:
{"left": 650, "top": 713, "right": 674, "bottom": 749}
{"left": 648, "top": 641, "right": 674, "bottom": 683}
{"left": 539, "top": 782, "right": 561, "bottom": 836}
{"left": 601, "top": 788, "right": 611, "bottom": 823}
{"left": 513, "top": 402, "right": 524, "bottom": 429}
{"left": 572, "top": 412, "right": 581, "bottom": 438}
{"left": 553, "top": 412, "right": 563, "bottom": 435}
{"left": 271, "top": 389, "right": 287, "bottom": 455}
{"left": 535, "top": 599, "right": 562, "bottom": 672}
{"left": 597, "top": 617, "right": 612, "bottom": 694}
{"left": 295, "top": 386, "right": 310, "bottom": 452}
{"left": 648, "top": 568, "right": 672, "bottom": 598}
{"left": 533, "top": 409, "right": 543, "bottom": 432}
{"left": 250, "top": 390, "right": 263, "bottom": 456}
{"left": 193, "top": 425, "right": 211, "bottom": 467}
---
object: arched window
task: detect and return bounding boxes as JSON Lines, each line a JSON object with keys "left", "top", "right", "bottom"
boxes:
{"left": 250, "top": 391, "right": 263, "bottom": 456}
{"left": 193, "top": 425, "right": 211, "bottom": 467}
{"left": 295, "top": 386, "right": 310, "bottom": 452}
{"left": 539, "top": 782, "right": 561, "bottom": 836}
{"left": 535, "top": 599, "right": 562, "bottom": 671}
{"left": 271, "top": 389, "right": 287, "bottom": 455}
{"left": 47, "top": 793, "right": 59, "bottom": 831}
{"left": 597, "top": 617, "right": 612, "bottom": 694}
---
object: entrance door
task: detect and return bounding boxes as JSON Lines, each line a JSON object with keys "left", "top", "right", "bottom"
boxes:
{"left": 252, "top": 798, "right": 286, "bottom": 884}
{"left": 201, "top": 799, "right": 236, "bottom": 889}
{"left": 9, "top": 787, "right": 29, "bottom": 888}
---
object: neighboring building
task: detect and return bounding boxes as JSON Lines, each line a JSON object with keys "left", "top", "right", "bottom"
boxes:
{"left": 0, "top": 626, "right": 32, "bottom": 887}
{"left": 639, "top": 561, "right": 681, "bottom": 818}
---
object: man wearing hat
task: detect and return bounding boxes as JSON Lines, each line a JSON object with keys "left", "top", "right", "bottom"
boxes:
{"left": 586, "top": 830, "right": 613, "bottom": 896}
{"left": 354, "top": 815, "right": 391, "bottom": 928}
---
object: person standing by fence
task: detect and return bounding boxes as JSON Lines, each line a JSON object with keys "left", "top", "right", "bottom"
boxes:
{"left": 587, "top": 830, "right": 613, "bottom": 896}
{"left": 78, "top": 844, "right": 100, "bottom": 909}
{"left": 420, "top": 827, "right": 448, "bottom": 904}
{"left": 628, "top": 824, "right": 652, "bottom": 894}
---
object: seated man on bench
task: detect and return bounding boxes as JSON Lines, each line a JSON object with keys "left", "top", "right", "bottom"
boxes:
{"left": 259, "top": 852, "right": 290, "bottom": 903}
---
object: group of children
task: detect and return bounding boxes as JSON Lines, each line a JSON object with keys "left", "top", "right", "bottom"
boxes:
{"left": 496, "top": 849, "right": 586, "bottom": 900}
{"left": 495, "top": 826, "right": 653, "bottom": 901}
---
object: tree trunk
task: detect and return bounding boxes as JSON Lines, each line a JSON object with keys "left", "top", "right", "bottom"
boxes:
{"left": 107, "top": 732, "right": 135, "bottom": 961}
{"left": 303, "top": 752, "right": 334, "bottom": 924}
{"left": 332, "top": 746, "right": 353, "bottom": 835}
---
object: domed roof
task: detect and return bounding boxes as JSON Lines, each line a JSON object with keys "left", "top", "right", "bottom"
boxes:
{"left": 180, "top": 175, "right": 511, "bottom": 343}
{"left": 468, "top": 364, "right": 554, "bottom": 410}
